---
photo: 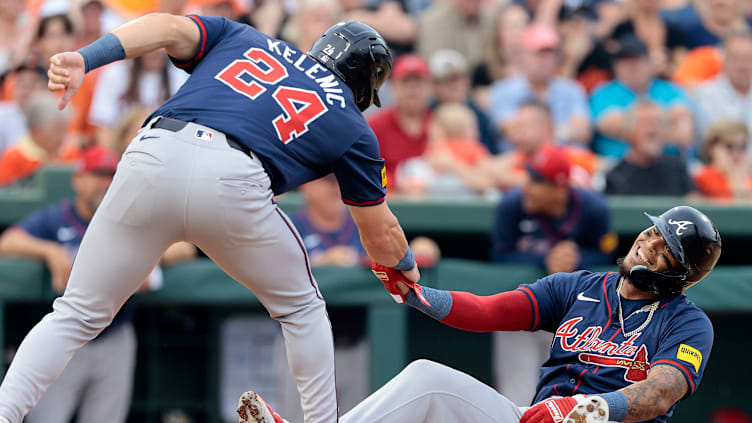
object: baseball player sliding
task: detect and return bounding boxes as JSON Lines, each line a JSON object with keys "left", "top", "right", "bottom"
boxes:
{"left": 242, "top": 206, "right": 721, "bottom": 423}
{"left": 0, "top": 15, "right": 419, "bottom": 423}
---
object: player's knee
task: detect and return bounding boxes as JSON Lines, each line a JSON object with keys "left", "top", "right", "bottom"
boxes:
{"left": 402, "top": 359, "right": 457, "bottom": 384}
{"left": 272, "top": 296, "right": 326, "bottom": 322}
{"left": 51, "top": 295, "right": 116, "bottom": 335}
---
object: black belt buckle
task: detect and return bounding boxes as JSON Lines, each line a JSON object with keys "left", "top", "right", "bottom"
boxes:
{"left": 152, "top": 117, "right": 188, "bottom": 132}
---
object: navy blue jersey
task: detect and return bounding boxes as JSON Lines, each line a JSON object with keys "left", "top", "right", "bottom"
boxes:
{"left": 18, "top": 200, "right": 87, "bottom": 256}
{"left": 491, "top": 187, "right": 616, "bottom": 268}
{"left": 148, "top": 16, "right": 387, "bottom": 206}
{"left": 518, "top": 271, "right": 713, "bottom": 422}
{"left": 16, "top": 201, "right": 132, "bottom": 335}
{"left": 290, "top": 209, "right": 366, "bottom": 260}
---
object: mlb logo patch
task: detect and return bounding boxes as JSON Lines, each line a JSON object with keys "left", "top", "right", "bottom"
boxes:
{"left": 195, "top": 129, "right": 214, "bottom": 142}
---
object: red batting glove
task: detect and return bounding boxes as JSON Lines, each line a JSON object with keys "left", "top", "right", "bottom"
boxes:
{"left": 371, "top": 263, "right": 431, "bottom": 306}
{"left": 520, "top": 396, "right": 581, "bottom": 423}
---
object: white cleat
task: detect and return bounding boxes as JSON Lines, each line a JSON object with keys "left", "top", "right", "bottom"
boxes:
{"left": 564, "top": 396, "right": 609, "bottom": 423}
{"left": 237, "top": 391, "right": 287, "bottom": 423}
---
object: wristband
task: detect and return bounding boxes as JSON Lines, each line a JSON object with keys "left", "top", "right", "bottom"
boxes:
{"left": 392, "top": 247, "right": 415, "bottom": 271}
{"left": 599, "top": 391, "right": 627, "bottom": 422}
{"left": 77, "top": 33, "right": 126, "bottom": 73}
{"left": 405, "top": 286, "right": 451, "bottom": 320}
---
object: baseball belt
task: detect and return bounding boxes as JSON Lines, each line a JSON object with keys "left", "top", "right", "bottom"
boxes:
{"left": 151, "top": 116, "right": 254, "bottom": 159}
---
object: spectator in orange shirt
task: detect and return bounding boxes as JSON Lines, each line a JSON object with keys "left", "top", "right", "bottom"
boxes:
{"left": 397, "top": 103, "right": 492, "bottom": 197}
{"left": 694, "top": 120, "right": 752, "bottom": 200}
{"left": 0, "top": 92, "right": 78, "bottom": 187}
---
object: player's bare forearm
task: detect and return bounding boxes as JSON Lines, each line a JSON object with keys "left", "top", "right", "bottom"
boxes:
{"left": 110, "top": 13, "right": 201, "bottom": 61}
{"left": 349, "top": 202, "right": 409, "bottom": 267}
{"left": 619, "top": 365, "right": 688, "bottom": 422}
{"left": 0, "top": 227, "right": 60, "bottom": 260}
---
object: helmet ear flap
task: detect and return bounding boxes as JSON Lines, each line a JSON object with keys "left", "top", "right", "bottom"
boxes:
{"left": 629, "top": 265, "right": 689, "bottom": 297}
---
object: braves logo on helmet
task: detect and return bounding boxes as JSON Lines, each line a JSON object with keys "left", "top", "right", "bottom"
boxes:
{"left": 667, "top": 219, "right": 693, "bottom": 236}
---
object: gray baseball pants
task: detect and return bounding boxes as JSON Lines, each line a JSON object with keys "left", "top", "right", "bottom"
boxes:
{"left": 0, "top": 119, "right": 337, "bottom": 423}
{"left": 25, "top": 323, "right": 136, "bottom": 423}
{"left": 340, "top": 360, "right": 620, "bottom": 423}
{"left": 341, "top": 359, "right": 524, "bottom": 423}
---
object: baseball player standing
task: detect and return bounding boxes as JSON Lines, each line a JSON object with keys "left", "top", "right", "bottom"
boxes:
{"left": 243, "top": 206, "right": 721, "bottom": 423}
{"left": 0, "top": 15, "right": 419, "bottom": 423}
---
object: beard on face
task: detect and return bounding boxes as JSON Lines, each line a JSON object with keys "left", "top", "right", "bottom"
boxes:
{"left": 616, "top": 256, "right": 629, "bottom": 280}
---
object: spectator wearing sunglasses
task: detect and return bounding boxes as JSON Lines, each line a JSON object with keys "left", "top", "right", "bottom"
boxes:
{"left": 694, "top": 120, "right": 752, "bottom": 200}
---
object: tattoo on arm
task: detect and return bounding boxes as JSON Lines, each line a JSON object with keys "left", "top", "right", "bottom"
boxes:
{"left": 620, "top": 365, "right": 688, "bottom": 422}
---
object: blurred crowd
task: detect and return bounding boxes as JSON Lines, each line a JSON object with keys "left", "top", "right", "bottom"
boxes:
{"left": 0, "top": 0, "right": 751, "bottom": 420}
{"left": 0, "top": 0, "right": 751, "bottom": 201}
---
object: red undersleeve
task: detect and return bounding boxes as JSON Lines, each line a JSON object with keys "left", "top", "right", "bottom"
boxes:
{"left": 442, "top": 290, "right": 534, "bottom": 333}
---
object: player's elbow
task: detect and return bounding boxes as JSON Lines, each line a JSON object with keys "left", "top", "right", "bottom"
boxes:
{"left": 644, "top": 389, "right": 678, "bottom": 418}
{"left": 655, "top": 394, "right": 677, "bottom": 416}
{"left": 139, "top": 13, "right": 186, "bottom": 50}
{"left": 161, "top": 14, "right": 187, "bottom": 46}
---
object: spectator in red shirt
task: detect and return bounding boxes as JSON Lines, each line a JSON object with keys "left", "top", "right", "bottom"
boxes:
{"left": 367, "top": 53, "right": 433, "bottom": 187}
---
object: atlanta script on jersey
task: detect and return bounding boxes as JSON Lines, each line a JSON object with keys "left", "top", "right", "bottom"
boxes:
{"left": 517, "top": 271, "right": 713, "bottom": 422}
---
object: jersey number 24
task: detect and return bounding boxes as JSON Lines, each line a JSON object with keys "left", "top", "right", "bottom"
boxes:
{"left": 214, "top": 48, "right": 328, "bottom": 144}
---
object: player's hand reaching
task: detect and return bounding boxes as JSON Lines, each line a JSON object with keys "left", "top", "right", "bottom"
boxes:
{"left": 371, "top": 263, "right": 430, "bottom": 306}
{"left": 520, "top": 395, "right": 608, "bottom": 423}
{"left": 47, "top": 52, "right": 86, "bottom": 110}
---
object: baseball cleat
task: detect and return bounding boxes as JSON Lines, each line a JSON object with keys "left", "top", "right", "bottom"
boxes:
{"left": 237, "top": 391, "right": 286, "bottom": 423}
{"left": 564, "top": 396, "right": 609, "bottom": 423}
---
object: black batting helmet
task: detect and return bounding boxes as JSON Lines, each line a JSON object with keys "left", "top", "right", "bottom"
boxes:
{"left": 308, "top": 21, "right": 392, "bottom": 112}
{"left": 630, "top": 206, "right": 722, "bottom": 297}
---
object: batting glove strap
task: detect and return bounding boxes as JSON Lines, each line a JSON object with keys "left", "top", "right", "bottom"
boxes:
{"left": 521, "top": 395, "right": 610, "bottom": 423}
{"left": 405, "top": 286, "right": 451, "bottom": 320}
{"left": 371, "top": 264, "right": 430, "bottom": 306}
